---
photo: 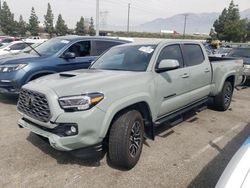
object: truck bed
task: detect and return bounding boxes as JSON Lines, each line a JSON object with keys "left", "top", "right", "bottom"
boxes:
{"left": 209, "top": 56, "right": 241, "bottom": 62}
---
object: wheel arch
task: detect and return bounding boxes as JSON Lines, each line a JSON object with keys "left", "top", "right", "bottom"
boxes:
{"left": 102, "top": 101, "right": 155, "bottom": 142}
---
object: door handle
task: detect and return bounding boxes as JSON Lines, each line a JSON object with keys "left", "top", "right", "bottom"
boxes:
{"left": 204, "top": 68, "right": 210, "bottom": 73}
{"left": 181, "top": 73, "right": 190, "bottom": 78}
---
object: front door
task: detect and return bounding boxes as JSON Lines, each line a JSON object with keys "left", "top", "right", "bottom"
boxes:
{"left": 154, "top": 44, "right": 191, "bottom": 118}
{"left": 59, "top": 40, "right": 95, "bottom": 71}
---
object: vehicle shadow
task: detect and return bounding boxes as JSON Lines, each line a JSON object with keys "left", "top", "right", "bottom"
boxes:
{"left": 0, "top": 94, "right": 18, "bottom": 105}
{"left": 26, "top": 132, "right": 105, "bottom": 167}
{"left": 187, "top": 123, "right": 250, "bottom": 188}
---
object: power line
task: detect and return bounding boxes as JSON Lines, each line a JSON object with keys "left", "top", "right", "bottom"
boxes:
{"left": 103, "top": 0, "right": 167, "bottom": 16}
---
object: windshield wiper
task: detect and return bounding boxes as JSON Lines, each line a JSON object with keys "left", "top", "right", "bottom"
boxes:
{"left": 21, "top": 40, "right": 41, "bottom": 57}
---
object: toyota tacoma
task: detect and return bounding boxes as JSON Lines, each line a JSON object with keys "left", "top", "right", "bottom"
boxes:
{"left": 18, "top": 41, "right": 243, "bottom": 169}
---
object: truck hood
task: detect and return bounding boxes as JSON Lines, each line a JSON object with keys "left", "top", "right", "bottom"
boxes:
{"left": 30, "top": 69, "right": 153, "bottom": 97}
{"left": 0, "top": 53, "right": 44, "bottom": 65}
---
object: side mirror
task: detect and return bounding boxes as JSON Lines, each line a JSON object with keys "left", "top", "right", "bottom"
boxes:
{"left": 63, "top": 52, "right": 76, "bottom": 59}
{"left": 156, "top": 59, "right": 180, "bottom": 73}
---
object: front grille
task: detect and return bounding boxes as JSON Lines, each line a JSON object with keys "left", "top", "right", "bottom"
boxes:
{"left": 18, "top": 88, "right": 51, "bottom": 122}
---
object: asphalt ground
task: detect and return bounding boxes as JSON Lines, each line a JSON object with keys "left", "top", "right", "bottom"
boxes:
{"left": 0, "top": 86, "right": 250, "bottom": 188}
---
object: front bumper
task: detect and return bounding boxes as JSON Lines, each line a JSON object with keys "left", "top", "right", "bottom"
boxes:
{"left": 0, "top": 70, "right": 26, "bottom": 94}
{"left": 0, "top": 79, "right": 19, "bottom": 93}
{"left": 18, "top": 106, "right": 107, "bottom": 151}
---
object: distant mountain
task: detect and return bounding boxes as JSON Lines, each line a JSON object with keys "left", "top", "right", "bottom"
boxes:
{"left": 241, "top": 8, "right": 250, "bottom": 18}
{"left": 132, "top": 9, "right": 250, "bottom": 34}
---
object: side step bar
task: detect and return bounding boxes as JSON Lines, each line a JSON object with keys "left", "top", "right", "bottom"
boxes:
{"left": 154, "top": 98, "right": 209, "bottom": 126}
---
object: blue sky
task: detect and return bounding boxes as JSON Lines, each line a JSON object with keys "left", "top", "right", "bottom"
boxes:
{"left": 4, "top": 0, "right": 250, "bottom": 28}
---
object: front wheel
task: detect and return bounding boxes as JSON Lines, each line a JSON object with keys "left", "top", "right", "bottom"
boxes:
{"left": 108, "top": 110, "right": 144, "bottom": 170}
{"left": 214, "top": 81, "right": 233, "bottom": 111}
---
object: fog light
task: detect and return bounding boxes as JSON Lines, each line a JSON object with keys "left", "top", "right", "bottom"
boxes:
{"left": 53, "top": 123, "right": 78, "bottom": 137}
{"left": 65, "top": 125, "right": 78, "bottom": 136}
{"left": 71, "top": 126, "right": 77, "bottom": 133}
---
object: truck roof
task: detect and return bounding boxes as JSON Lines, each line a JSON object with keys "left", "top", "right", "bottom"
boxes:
{"left": 117, "top": 39, "right": 202, "bottom": 47}
{"left": 54, "top": 35, "right": 131, "bottom": 43}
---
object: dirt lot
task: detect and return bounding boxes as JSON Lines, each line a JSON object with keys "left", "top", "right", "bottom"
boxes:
{"left": 0, "top": 87, "right": 250, "bottom": 188}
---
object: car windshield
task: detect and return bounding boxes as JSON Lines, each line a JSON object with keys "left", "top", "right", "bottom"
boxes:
{"left": 0, "top": 43, "right": 10, "bottom": 49}
{"left": 227, "top": 48, "right": 250, "bottom": 58}
{"left": 22, "top": 43, "right": 42, "bottom": 53}
{"left": 30, "top": 38, "right": 70, "bottom": 56}
{"left": 90, "top": 45, "right": 156, "bottom": 72}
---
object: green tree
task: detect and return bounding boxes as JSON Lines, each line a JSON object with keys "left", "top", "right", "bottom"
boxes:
{"left": 29, "top": 7, "right": 39, "bottom": 36}
{"left": 213, "top": 0, "right": 248, "bottom": 42}
{"left": 44, "top": 3, "right": 54, "bottom": 37}
{"left": 223, "top": 0, "right": 242, "bottom": 42}
{"left": 55, "top": 14, "right": 68, "bottom": 36}
{"left": 88, "top": 17, "right": 95, "bottom": 36}
{"left": 213, "top": 8, "right": 227, "bottom": 40}
{"left": 0, "top": 1, "right": 15, "bottom": 35}
{"left": 247, "top": 21, "right": 250, "bottom": 41}
{"left": 17, "top": 15, "right": 27, "bottom": 36}
{"left": 75, "top": 16, "right": 86, "bottom": 35}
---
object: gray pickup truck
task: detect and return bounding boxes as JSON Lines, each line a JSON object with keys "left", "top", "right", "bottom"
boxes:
{"left": 17, "top": 41, "right": 243, "bottom": 169}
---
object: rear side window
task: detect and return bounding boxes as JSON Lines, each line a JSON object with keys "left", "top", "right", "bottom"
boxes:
{"left": 183, "top": 44, "right": 205, "bottom": 66}
{"left": 91, "top": 41, "right": 124, "bottom": 56}
{"left": 157, "top": 44, "right": 184, "bottom": 67}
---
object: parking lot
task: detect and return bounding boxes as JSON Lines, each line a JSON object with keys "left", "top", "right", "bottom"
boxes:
{"left": 0, "top": 86, "right": 250, "bottom": 188}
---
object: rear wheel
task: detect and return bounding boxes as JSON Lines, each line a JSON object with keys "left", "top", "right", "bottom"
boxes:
{"left": 108, "top": 110, "right": 144, "bottom": 170}
{"left": 214, "top": 81, "right": 233, "bottom": 111}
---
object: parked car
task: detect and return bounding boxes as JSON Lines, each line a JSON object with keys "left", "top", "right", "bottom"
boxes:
{"left": 216, "top": 136, "right": 250, "bottom": 188}
{"left": 17, "top": 41, "right": 243, "bottom": 169}
{"left": 0, "top": 36, "right": 130, "bottom": 94}
{"left": 212, "top": 47, "right": 232, "bottom": 57}
{"left": 0, "top": 36, "right": 20, "bottom": 46}
{"left": 226, "top": 47, "right": 250, "bottom": 79}
{"left": 0, "top": 40, "right": 43, "bottom": 56}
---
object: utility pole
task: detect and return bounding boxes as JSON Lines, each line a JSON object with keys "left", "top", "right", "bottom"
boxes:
{"left": 183, "top": 14, "right": 188, "bottom": 39}
{"left": 127, "top": 3, "right": 131, "bottom": 33}
{"left": 96, "top": 0, "right": 100, "bottom": 36}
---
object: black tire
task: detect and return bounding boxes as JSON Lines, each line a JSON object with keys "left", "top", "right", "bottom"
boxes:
{"left": 214, "top": 81, "right": 233, "bottom": 111}
{"left": 108, "top": 110, "right": 144, "bottom": 170}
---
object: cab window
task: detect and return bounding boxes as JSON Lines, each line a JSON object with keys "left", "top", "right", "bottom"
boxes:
{"left": 183, "top": 44, "right": 205, "bottom": 66}
{"left": 157, "top": 44, "right": 184, "bottom": 67}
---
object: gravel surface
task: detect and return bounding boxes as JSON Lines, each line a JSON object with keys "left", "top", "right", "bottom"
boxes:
{"left": 0, "top": 87, "right": 250, "bottom": 188}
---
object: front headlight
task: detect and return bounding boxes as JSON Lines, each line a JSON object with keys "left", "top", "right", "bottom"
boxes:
{"left": 0, "top": 64, "right": 27, "bottom": 72}
{"left": 58, "top": 93, "right": 104, "bottom": 111}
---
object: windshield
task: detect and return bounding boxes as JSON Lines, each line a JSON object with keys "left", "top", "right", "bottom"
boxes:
{"left": 30, "top": 38, "right": 70, "bottom": 56}
{"left": 90, "top": 45, "right": 156, "bottom": 72}
{"left": 227, "top": 48, "right": 250, "bottom": 58}
{"left": 0, "top": 43, "right": 10, "bottom": 49}
{"left": 22, "top": 43, "right": 42, "bottom": 53}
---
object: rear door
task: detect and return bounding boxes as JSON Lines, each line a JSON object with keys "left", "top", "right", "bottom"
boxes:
{"left": 181, "top": 43, "right": 212, "bottom": 102}
{"left": 155, "top": 44, "right": 191, "bottom": 117}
